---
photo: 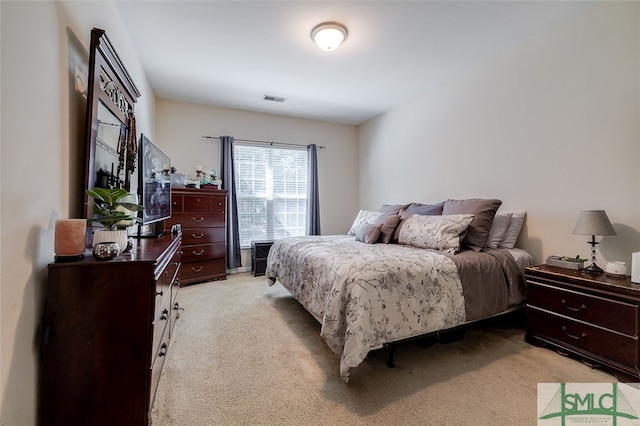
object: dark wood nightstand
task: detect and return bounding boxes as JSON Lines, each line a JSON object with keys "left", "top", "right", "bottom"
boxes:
{"left": 251, "top": 241, "right": 274, "bottom": 276}
{"left": 525, "top": 264, "right": 640, "bottom": 382}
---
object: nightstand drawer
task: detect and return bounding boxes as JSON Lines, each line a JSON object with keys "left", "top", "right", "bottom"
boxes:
{"left": 528, "top": 308, "right": 638, "bottom": 367}
{"left": 527, "top": 281, "right": 638, "bottom": 336}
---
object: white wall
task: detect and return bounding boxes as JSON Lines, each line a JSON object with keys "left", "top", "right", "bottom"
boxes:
{"left": 155, "top": 99, "right": 359, "bottom": 256}
{"left": 359, "top": 1, "right": 640, "bottom": 266}
{"left": 0, "top": 1, "right": 155, "bottom": 423}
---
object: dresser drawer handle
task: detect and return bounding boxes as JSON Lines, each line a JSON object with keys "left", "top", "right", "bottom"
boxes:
{"left": 192, "top": 266, "right": 203, "bottom": 273}
{"left": 192, "top": 233, "right": 205, "bottom": 239}
{"left": 192, "top": 250, "right": 205, "bottom": 256}
{"left": 159, "top": 343, "right": 168, "bottom": 357}
{"left": 156, "top": 290, "right": 164, "bottom": 297}
{"left": 192, "top": 217, "right": 205, "bottom": 223}
{"left": 218, "top": 202, "right": 222, "bottom": 206}
{"left": 562, "top": 326, "right": 587, "bottom": 340}
{"left": 160, "top": 309, "right": 169, "bottom": 321}
{"left": 561, "top": 299, "right": 587, "bottom": 312}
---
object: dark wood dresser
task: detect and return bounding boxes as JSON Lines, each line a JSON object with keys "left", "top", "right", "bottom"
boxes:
{"left": 168, "top": 187, "right": 227, "bottom": 285}
{"left": 525, "top": 264, "right": 640, "bottom": 382}
{"left": 39, "top": 233, "right": 182, "bottom": 426}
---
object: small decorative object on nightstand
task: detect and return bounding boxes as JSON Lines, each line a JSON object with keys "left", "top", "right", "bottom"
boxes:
{"left": 572, "top": 210, "right": 616, "bottom": 274}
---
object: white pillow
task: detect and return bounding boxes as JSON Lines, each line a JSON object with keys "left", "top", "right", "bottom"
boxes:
{"left": 347, "top": 210, "right": 384, "bottom": 235}
{"left": 499, "top": 211, "right": 527, "bottom": 249}
{"left": 485, "top": 212, "right": 513, "bottom": 248}
{"left": 398, "top": 214, "right": 474, "bottom": 254}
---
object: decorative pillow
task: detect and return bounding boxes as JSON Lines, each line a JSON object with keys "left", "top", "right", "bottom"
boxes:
{"left": 374, "top": 212, "right": 401, "bottom": 244}
{"left": 391, "top": 202, "right": 445, "bottom": 243}
{"left": 499, "top": 211, "right": 527, "bottom": 249}
{"left": 355, "top": 223, "right": 382, "bottom": 244}
{"left": 442, "top": 199, "right": 502, "bottom": 251}
{"left": 406, "top": 201, "right": 445, "bottom": 216}
{"left": 347, "top": 210, "right": 384, "bottom": 235}
{"left": 397, "top": 214, "right": 474, "bottom": 254}
{"left": 379, "top": 204, "right": 409, "bottom": 213}
{"left": 485, "top": 212, "right": 513, "bottom": 248}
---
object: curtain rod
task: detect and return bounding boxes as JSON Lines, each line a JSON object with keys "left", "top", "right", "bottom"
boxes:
{"left": 202, "top": 135, "right": 325, "bottom": 150}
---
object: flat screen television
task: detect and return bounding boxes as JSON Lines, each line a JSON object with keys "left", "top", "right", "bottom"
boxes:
{"left": 137, "top": 134, "right": 171, "bottom": 236}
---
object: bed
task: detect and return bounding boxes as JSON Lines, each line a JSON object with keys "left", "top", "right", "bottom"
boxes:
{"left": 266, "top": 199, "right": 531, "bottom": 382}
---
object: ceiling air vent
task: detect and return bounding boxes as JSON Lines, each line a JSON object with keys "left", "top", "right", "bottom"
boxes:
{"left": 263, "top": 95, "right": 286, "bottom": 103}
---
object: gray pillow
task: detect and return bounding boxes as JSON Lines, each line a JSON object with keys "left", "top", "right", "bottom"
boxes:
{"left": 442, "top": 198, "right": 502, "bottom": 251}
{"left": 355, "top": 223, "right": 382, "bottom": 244}
{"left": 374, "top": 212, "right": 401, "bottom": 244}
{"left": 379, "top": 204, "right": 409, "bottom": 213}
{"left": 406, "top": 201, "right": 445, "bottom": 215}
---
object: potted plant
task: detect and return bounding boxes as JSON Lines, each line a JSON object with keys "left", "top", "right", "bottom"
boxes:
{"left": 86, "top": 188, "right": 144, "bottom": 253}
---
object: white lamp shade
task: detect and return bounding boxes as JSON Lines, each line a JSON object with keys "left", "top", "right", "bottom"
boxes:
{"left": 311, "top": 23, "right": 347, "bottom": 51}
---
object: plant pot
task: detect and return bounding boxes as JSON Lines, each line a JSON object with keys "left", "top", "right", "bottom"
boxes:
{"left": 92, "top": 229, "right": 128, "bottom": 256}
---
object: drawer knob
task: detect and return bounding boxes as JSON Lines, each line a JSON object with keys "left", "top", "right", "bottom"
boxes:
{"left": 192, "top": 233, "right": 205, "bottom": 239}
{"left": 161, "top": 309, "right": 169, "bottom": 321}
{"left": 156, "top": 290, "right": 164, "bottom": 297}
{"left": 562, "top": 326, "right": 587, "bottom": 340}
{"left": 192, "top": 249, "right": 205, "bottom": 256}
{"left": 561, "top": 299, "right": 587, "bottom": 312}
{"left": 192, "top": 217, "right": 205, "bottom": 223}
{"left": 218, "top": 202, "right": 222, "bottom": 206}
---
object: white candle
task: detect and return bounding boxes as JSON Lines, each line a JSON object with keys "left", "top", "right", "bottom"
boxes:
{"left": 163, "top": 164, "right": 170, "bottom": 171}
{"left": 195, "top": 165, "right": 202, "bottom": 172}
{"left": 632, "top": 252, "right": 640, "bottom": 283}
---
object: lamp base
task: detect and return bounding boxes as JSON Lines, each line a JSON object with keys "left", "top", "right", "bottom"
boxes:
{"left": 584, "top": 263, "right": 604, "bottom": 274}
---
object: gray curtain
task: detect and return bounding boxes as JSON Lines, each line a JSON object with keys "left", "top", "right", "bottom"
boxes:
{"left": 220, "top": 136, "right": 242, "bottom": 268}
{"left": 306, "top": 144, "right": 321, "bottom": 235}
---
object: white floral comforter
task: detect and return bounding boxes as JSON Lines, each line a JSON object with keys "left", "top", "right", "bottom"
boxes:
{"left": 266, "top": 235, "right": 466, "bottom": 382}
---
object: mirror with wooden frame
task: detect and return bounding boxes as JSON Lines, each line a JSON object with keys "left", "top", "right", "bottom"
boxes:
{"left": 83, "top": 28, "right": 141, "bottom": 219}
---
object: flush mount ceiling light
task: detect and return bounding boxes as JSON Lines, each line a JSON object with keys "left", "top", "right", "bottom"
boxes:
{"left": 311, "top": 22, "right": 348, "bottom": 51}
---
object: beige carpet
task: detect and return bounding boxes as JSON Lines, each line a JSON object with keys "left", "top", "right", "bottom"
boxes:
{"left": 151, "top": 273, "right": 615, "bottom": 426}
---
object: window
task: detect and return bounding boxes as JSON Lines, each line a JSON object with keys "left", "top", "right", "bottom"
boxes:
{"left": 234, "top": 144, "right": 308, "bottom": 248}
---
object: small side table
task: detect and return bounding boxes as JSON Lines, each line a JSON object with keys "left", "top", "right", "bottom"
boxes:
{"left": 251, "top": 241, "right": 274, "bottom": 276}
{"left": 524, "top": 264, "right": 640, "bottom": 382}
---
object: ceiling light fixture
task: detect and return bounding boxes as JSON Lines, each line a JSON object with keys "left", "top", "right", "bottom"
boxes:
{"left": 311, "top": 22, "right": 348, "bottom": 51}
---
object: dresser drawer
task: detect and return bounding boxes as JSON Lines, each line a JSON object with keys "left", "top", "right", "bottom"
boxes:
{"left": 152, "top": 300, "right": 170, "bottom": 361}
{"left": 149, "top": 333, "right": 170, "bottom": 408}
{"left": 527, "top": 308, "right": 638, "bottom": 367}
{"left": 172, "top": 212, "right": 225, "bottom": 228}
{"left": 184, "top": 194, "right": 212, "bottom": 212}
{"left": 180, "top": 258, "right": 226, "bottom": 282}
{"left": 171, "top": 195, "right": 183, "bottom": 213}
{"left": 182, "top": 227, "right": 225, "bottom": 245}
{"left": 182, "top": 242, "right": 226, "bottom": 263}
{"left": 527, "top": 281, "right": 637, "bottom": 336}
{"left": 211, "top": 195, "right": 226, "bottom": 212}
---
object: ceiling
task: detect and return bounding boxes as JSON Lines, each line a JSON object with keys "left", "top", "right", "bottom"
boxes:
{"left": 115, "top": 1, "right": 590, "bottom": 126}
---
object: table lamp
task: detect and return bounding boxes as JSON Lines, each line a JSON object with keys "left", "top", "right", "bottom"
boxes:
{"left": 572, "top": 210, "right": 616, "bottom": 274}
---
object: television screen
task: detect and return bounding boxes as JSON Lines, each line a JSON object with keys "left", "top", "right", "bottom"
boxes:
{"left": 138, "top": 134, "right": 171, "bottom": 226}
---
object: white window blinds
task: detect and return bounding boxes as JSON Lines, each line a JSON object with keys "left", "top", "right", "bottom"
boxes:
{"left": 234, "top": 144, "right": 308, "bottom": 248}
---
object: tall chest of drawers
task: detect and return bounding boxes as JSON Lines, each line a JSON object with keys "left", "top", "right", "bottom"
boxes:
{"left": 168, "top": 187, "right": 227, "bottom": 285}
{"left": 39, "top": 233, "right": 182, "bottom": 425}
{"left": 525, "top": 265, "right": 640, "bottom": 382}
